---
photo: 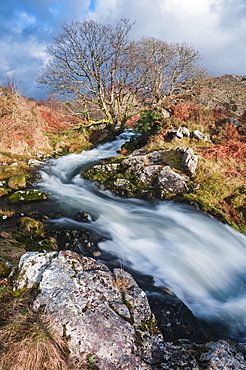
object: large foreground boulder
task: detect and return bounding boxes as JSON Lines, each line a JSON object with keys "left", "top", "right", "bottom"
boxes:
{"left": 15, "top": 251, "right": 246, "bottom": 369}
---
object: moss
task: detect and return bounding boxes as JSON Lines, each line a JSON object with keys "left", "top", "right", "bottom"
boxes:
{"left": 8, "top": 189, "right": 48, "bottom": 203}
{"left": 0, "top": 259, "right": 12, "bottom": 278}
{"left": 12, "top": 287, "right": 27, "bottom": 298}
{"left": 17, "top": 217, "right": 44, "bottom": 237}
{"left": 136, "top": 315, "right": 159, "bottom": 334}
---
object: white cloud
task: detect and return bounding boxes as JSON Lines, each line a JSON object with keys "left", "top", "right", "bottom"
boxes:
{"left": 0, "top": 0, "right": 245, "bottom": 98}
{"left": 86, "top": 0, "right": 246, "bottom": 76}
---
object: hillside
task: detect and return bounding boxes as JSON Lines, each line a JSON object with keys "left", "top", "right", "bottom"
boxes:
{"left": 0, "top": 75, "right": 245, "bottom": 232}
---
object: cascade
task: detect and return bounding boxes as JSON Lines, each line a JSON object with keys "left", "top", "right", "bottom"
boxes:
{"left": 38, "top": 130, "right": 246, "bottom": 341}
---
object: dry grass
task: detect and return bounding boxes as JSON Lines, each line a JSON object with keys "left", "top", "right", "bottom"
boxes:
{"left": 0, "top": 314, "right": 68, "bottom": 370}
{"left": 0, "top": 91, "right": 51, "bottom": 154}
{"left": 0, "top": 285, "right": 96, "bottom": 370}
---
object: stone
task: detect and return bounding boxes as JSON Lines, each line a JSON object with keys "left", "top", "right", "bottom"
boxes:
{"left": 15, "top": 251, "right": 166, "bottom": 369}
{"left": 162, "top": 109, "right": 171, "bottom": 118}
{"left": 157, "top": 166, "right": 188, "bottom": 193}
{"left": 182, "top": 148, "right": 199, "bottom": 174}
{"left": 28, "top": 158, "right": 44, "bottom": 167}
{"left": 113, "top": 178, "right": 130, "bottom": 188}
{"left": 148, "top": 151, "right": 162, "bottom": 164}
{"left": 15, "top": 250, "right": 246, "bottom": 369}
{"left": 139, "top": 165, "right": 162, "bottom": 186}
{"left": 8, "top": 189, "right": 48, "bottom": 203}
{"left": 192, "top": 129, "right": 208, "bottom": 141}
{"left": 198, "top": 340, "right": 246, "bottom": 369}
{"left": 17, "top": 217, "right": 44, "bottom": 237}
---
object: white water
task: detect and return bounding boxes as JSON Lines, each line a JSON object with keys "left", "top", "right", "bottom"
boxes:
{"left": 38, "top": 131, "right": 246, "bottom": 340}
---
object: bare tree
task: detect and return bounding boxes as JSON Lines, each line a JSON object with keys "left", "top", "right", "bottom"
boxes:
{"left": 38, "top": 20, "right": 210, "bottom": 127}
{"left": 137, "top": 38, "right": 210, "bottom": 102}
{"left": 38, "top": 19, "right": 146, "bottom": 128}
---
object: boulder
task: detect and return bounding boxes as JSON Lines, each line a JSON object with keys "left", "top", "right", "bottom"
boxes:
{"left": 192, "top": 129, "right": 208, "bottom": 141}
{"left": 157, "top": 166, "right": 188, "bottom": 193}
{"left": 182, "top": 148, "right": 199, "bottom": 174}
{"left": 14, "top": 250, "right": 246, "bottom": 369}
{"left": 15, "top": 251, "right": 166, "bottom": 369}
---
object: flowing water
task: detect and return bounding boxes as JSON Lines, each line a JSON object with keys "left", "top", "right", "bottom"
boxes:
{"left": 37, "top": 130, "right": 246, "bottom": 341}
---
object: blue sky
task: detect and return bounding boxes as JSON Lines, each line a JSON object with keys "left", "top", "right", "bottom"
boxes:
{"left": 0, "top": 0, "right": 245, "bottom": 99}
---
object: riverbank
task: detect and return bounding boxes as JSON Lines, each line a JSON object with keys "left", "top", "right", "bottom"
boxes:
{"left": 0, "top": 76, "right": 246, "bottom": 368}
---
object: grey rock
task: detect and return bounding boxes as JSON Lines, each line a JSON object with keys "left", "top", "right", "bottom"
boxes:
{"left": 193, "top": 129, "right": 208, "bottom": 141}
{"left": 15, "top": 251, "right": 164, "bottom": 369}
{"left": 179, "top": 126, "right": 190, "bottom": 137}
{"left": 157, "top": 166, "right": 188, "bottom": 193}
{"left": 182, "top": 148, "right": 199, "bottom": 174}
{"left": 139, "top": 165, "right": 162, "bottom": 186}
{"left": 148, "top": 151, "right": 162, "bottom": 164}
{"left": 15, "top": 251, "right": 246, "bottom": 369}
{"left": 198, "top": 340, "right": 246, "bottom": 369}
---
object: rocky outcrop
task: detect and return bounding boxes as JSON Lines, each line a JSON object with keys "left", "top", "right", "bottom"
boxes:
{"left": 14, "top": 250, "right": 246, "bottom": 370}
{"left": 84, "top": 149, "right": 194, "bottom": 199}
{"left": 15, "top": 250, "right": 166, "bottom": 369}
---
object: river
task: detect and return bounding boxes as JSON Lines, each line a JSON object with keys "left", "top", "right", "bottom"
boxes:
{"left": 37, "top": 130, "right": 246, "bottom": 341}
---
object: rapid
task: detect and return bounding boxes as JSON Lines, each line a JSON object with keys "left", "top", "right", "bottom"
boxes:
{"left": 37, "top": 130, "right": 246, "bottom": 341}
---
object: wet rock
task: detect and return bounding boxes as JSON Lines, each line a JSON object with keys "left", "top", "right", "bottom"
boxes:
{"left": 197, "top": 340, "right": 246, "bottom": 369}
{"left": 157, "top": 166, "right": 188, "bottom": 193}
{"left": 8, "top": 189, "right": 48, "bottom": 203}
{"left": 17, "top": 216, "right": 44, "bottom": 237}
{"left": 182, "top": 148, "right": 199, "bottom": 174}
{"left": 8, "top": 175, "right": 27, "bottom": 190}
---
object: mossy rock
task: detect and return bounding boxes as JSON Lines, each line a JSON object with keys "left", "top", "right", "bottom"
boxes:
{"left": 8, "top": 189, "right": 48, "bottom": 203}
{"left": 7, "top": 175, "right": 30, "bottom": 190}
{"left": 17, "top": 217, "right": 44, "bottom": 237}
{"left": 0, "top": 187, "right": 9, "bottom": 197}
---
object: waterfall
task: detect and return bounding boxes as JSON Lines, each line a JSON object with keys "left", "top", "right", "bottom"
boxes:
{"left": 38, "top": 130, "right": 246, "bottom": 341}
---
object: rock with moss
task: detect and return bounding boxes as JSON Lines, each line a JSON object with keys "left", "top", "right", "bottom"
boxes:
{"left": 17, "top": 217, "right": 44, "bottom": 237}
{"left": 7, "top": 175, "right": 28, "bottom": 190}
{"left": 14, "top": 250, "right": 246, "bottom": 369}
{"left": 83, "top": 149, "right": 193, "bottom": 200}
{"left": 8, "top": 189, "right": 48, "bottom": 203}
{"left": 16, "top": 250, "right": 167, "bottom": 369}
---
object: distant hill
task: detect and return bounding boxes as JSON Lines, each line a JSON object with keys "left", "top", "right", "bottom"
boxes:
{"left": 173, "top": 74, "right": 246, "bottom": 120}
